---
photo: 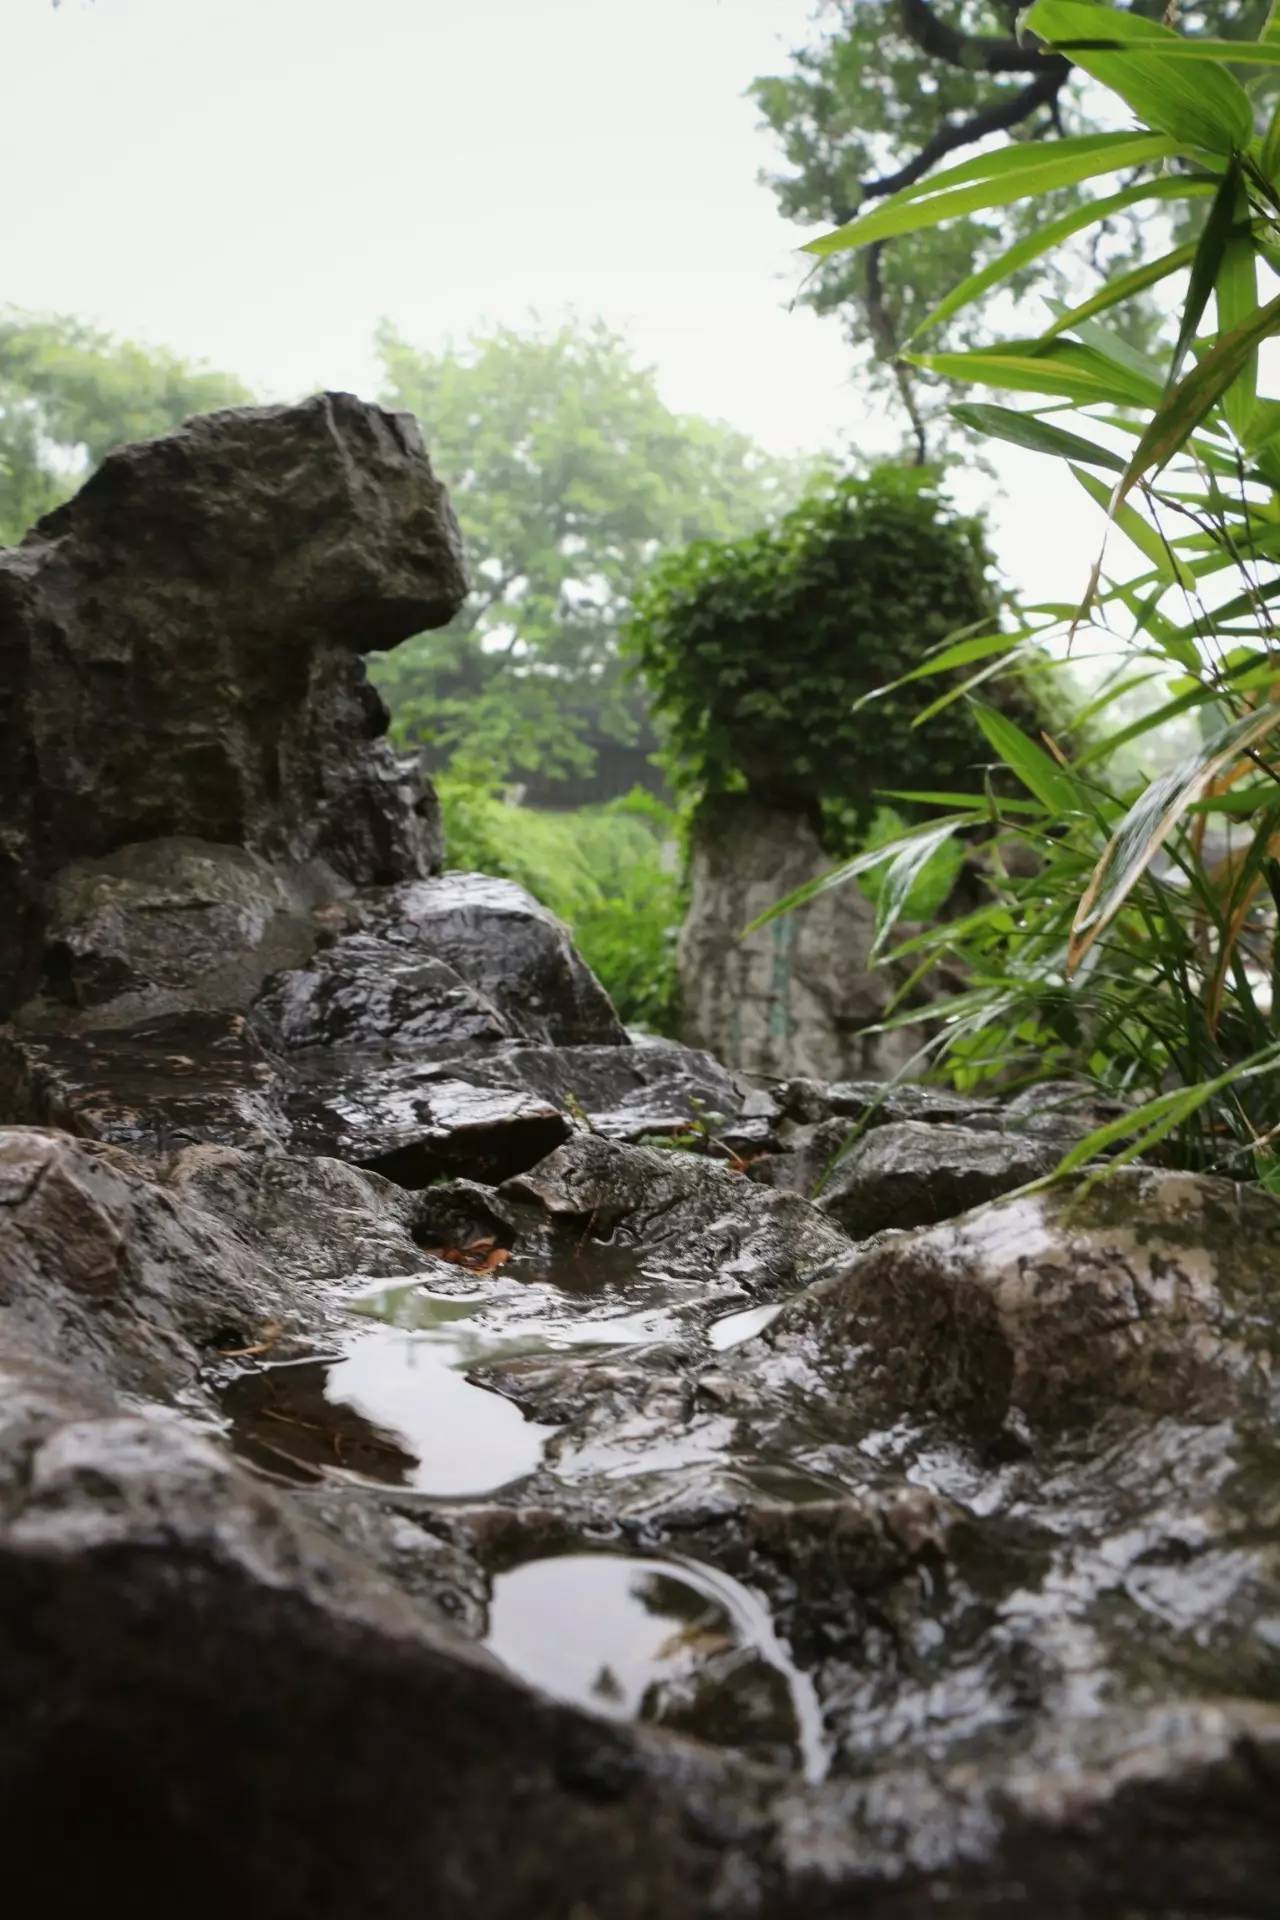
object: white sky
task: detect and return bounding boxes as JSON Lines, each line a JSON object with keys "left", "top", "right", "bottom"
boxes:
{"left": 4, "top": 0, "right": 1113, "bottom": 604}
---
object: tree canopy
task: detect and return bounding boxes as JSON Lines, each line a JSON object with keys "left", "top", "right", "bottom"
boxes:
{"left": 0, "top": 310, "right": 252, "bottom": 546}
{"left": 370, "top": 318, "right": 812, "bottom": 795}
{"left": 751, "top": 0, "right": 1274, "bottom": 455}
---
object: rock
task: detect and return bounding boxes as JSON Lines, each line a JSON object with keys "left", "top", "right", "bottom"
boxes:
{"left": 742, "top": 1114, "right": 851, "bottom": 1194}
{"left": 499, "top": 1131, "right": 851, "bottom": 1295}
{"left": 344, "top": 873, "right": 627, "bottom": 1047}
{"left": 0, "top": 1128, "right": 280, "bottom": 1398}
{"left": 816, "top": 1119, "right": 1063, "bottom": 1236}
{"left": 1000, "top": 1076, "right": 1133, "bottom": 1140}
{"left": 731, "top": 1083, "right": 1005, "bottom": 1198}
{"left": 677, "top": 795, "right": 940, "bottom": 1082}
{"left": 283, "top": 1064, "right": 572, "bottom": 1186}
{"left": 425, "top": 1037, "right": 742, "bottom": 1141}
{"left": 782, "top": 1075, "right": 999, "bottom": 1129}
{"left": 162, "top": 1142, "right": 446, "bottom": 1295}
{"left": 0, "top": 393, "right": 466, "bottom": 1014}
{"left": 9, "top": 1339, "right": 1279, "bottom": 1920}
{"left": 774, "top": 1167, "right": 1280, "bottom": 1439}
{"left": 0, "top": 1010, "right": 288, "bottom": 1153}
{"left": 20, "top": 837, "right": 340, "bottom": 1032}
{"left": 251, "top": 931, "right": 515, "bottom": 1053}
{"left": 0, "top": 1357, "right": 767, "bottom": 1920}
{"left": 769, "top": 1703, "right": 1280, "bottom": 1917}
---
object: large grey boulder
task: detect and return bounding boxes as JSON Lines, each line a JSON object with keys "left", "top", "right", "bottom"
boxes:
{"left": 351, "top": 874, "right": 628, "bottom": 1047}
{"left": 773, "top": 1166, "right": 1280, "bottom": 1440}
{"left": 0, "top": 1351, "right": 763, "bottom": 1920}
{"left": 0, "top": 392, "right": 467, "bottom": 1014}
{"left": 252, "top": 873, "right": 626, "bottom": 1052}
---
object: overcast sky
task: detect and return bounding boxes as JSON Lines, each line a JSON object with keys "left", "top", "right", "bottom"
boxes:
{"left": 5, "top": 0, "right": 1105, "bottom": 602}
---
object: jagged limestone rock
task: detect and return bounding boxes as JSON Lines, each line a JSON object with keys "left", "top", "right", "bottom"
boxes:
{"left": 0, "top": 392, "right": 466, "bottom": 1013}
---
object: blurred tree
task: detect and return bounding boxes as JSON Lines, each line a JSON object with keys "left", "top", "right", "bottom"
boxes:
{"left": 751, "top": 0, "right": 1274, "bottom": 457}
{"left": 371, "top": 318, "right": 814, "bottom": 793}
{"left": 0, "top": 309, "right": 252, "bottom": 545}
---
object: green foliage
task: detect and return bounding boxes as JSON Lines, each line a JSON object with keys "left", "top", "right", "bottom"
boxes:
{"left": 0, "top": 309, "right": 252, "bottom": 546}
{"left": 759, "top": 1, "right": 1280, "bottom": 1183}
{"left": 850, "top": 805, "right": 970, "bottom": 921}
{"left": 369, "top": 318, "right": 812, "bottom": 792}
{"left": 626, "top": 466, "right": 1021, "bottom": 833}
{"left": 437, "top": 781, "right": 683, "bottom": 1033}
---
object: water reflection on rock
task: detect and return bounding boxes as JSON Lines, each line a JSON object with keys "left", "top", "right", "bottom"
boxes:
{"left": 485, "top": 1551, "right": 830, "bottom": 1781}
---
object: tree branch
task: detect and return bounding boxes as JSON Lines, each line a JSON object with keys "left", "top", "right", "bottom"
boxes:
{"left": 896, "top": 0, "right": 1050, "bottom": 74}
{"left": 865, "top": 241, "right": 930, "bottom": 465}
{"left": 856, "top": 61, "right": 1071, "bottom": 208}
{"left": 839, "top": 53, "right": 1071, "bottom": 462}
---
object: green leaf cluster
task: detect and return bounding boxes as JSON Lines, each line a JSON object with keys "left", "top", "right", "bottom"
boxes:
{"left": 625, "top": 466, "right": 1029, "bottom": 836}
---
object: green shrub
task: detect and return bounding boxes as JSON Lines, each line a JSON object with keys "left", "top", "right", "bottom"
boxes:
{"left": 625, "top": 466, "right": 1029, "bottom": 833}
{"left": 437, "top": 780, "right": 682, "bottom": 1034}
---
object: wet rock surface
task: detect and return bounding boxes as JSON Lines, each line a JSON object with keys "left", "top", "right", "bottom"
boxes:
{"left": 4, "top": 401, "right": 1280, "bottom": 1914}
{"left": 0, "top": 392, "right": 465, "bottom": 1014}
{"left": 815, "top": 1119, "right": 1062, "bottom": 1236}
{"left": 20, "top": 837, "right": 341, "bottom": 1032}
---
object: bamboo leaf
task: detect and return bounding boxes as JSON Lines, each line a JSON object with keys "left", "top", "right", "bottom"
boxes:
{"left": 1069, "top": 702, "right": 1280, "bottom": 970}
{"left": 1042, "top": 241, "right": 1198, "bottom": 345}
{"left": 1217, "top": 177, "right": 1260, "bottom": 439}
{"left": 1262, "top": 92, "right": 1280, "bottom": 182}
{"left": 950, "top": 402, "right": 1127, "bottom": 470}
{"left": 804, "top": 132, "right": 1185, "bottom": 257}
{"left": 745, "top": 813, "right": 983, "bottom": 931}
{"left": 1025, "top": 1, "right": 1255, "bottom": 151}
{"left": 870, "top": 821, "right": 966, "bottom": 961}
{"left": 1070, "top": 463, "right": 1194, "bottom": 587}
{"left": 1243, "top": 396, "right": 1280, "bottom": 451}
{"left": 1168, "top": 158, "right": 1241, "bottom": 388}
{"left": 1024, "top": 32, "right": 1280, "bottom": 66}
{"left": 878, "top": 788, "right": 1042, "bottom": 814}
{"left": 1115, "top": 286, "right": 1280, "bottom": 500}
{"left": 909, "top": 176, "right": 1215, "bottom": 342}
{"left": 974, "top": 703, "right": 1079, "bottom": 814}
{"left": 907, "top": 340, "right": 1164, "bottom": 408}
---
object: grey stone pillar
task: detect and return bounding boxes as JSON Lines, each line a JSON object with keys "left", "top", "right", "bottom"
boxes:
{"left": 677, "top": 795, "right": 929, "bottom": 1081}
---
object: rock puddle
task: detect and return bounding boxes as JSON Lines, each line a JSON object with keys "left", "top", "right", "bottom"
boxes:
{"left": 486, "top": 1551, "right": 831, "bottom": 1781}
{"left": 213, "top": 1225, "right": 837, "bottom": 1776}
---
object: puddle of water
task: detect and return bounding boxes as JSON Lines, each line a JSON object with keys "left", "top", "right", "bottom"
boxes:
{"left": 507, "top": 1236, "right": 656, "bottom": 1298}
{"left": 708, "top": 1302, "right": 783, "bottom": 1351}
{"left": 486, "top": 1551, "right": 830, "bottom": 1781}
{"left": 355, "top": 1277, "right": 681, "bottom": 1356}
{"left": 219, "top": 1317, "right": 555, "bottom": 1498}
{"left": 219, "top": 1263, "right": 690, "bottom": 1498}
